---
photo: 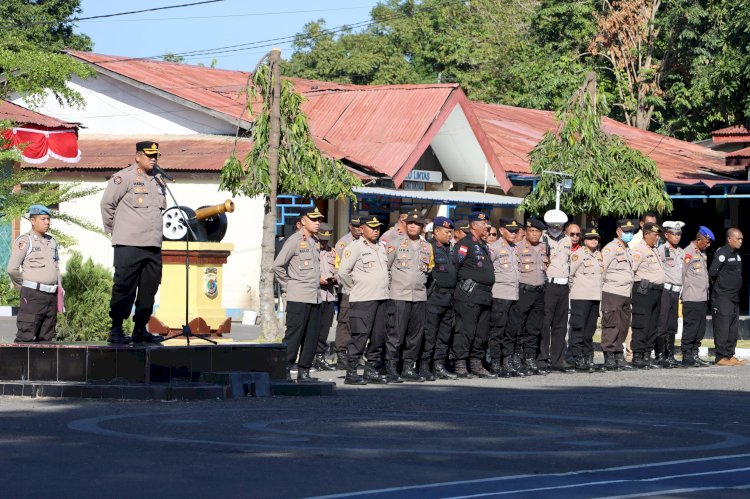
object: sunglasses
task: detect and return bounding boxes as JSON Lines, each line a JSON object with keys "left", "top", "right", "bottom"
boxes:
{"left": 489, "top": 232, "right": 498, "bottom": 236}
{"left": 568, "top": 232, "right": 581, "bottom": 237}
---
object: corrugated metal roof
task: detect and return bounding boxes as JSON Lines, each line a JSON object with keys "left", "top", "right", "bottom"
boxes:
{"left": 471, "top": 102, "right": 737, "bottom": 184}
{"left": 23, "top": 134, "right": 252, "bottom": 171}
{"left": 354, "top": 186, "right": 523, "bottom": 207}
{"left": 0, "top": 100, "right": 78, "bottom": 129}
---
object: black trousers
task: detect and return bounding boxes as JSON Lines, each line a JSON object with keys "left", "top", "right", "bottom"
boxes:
{"left": 630, "top": 286, "right": 662, "bottom": 355}
{"left": 568, "top": 299, "right": 599, "bottom": 358}
{"left": 284, "top": 301, "right": 321, "bottom": 368}
{"left": 16, "top": 286, "right": 57, "bottom": 342}
{"left": 600, "top": 291, "right": 631, "bottom": 353}
{"left": 489, "top": 298, "right": 515, "bottom": 361}
{"left": 541, "top": 283, "right": 569, "bottom": 368}
{"left": 506, "top": 286, "right": 544, "bottom": 356}
{"left": 421, "top": 303, "right": 455, "bottom": 364}
{"left": 681, "top": 300, "right": 707, "bottom": 355}
{"left": 453, "top": 301, "right": 491, "bottom": 361}
{"left": 657, "top": 289, "right": 680, "bottom": 339}
{"left": 316, "top": 300, "right": 336, "bottom": 355}
{"left": 334, "top": 293, "right": 351, "bottom": 354}
{"left": 712, "top": 296, "right": 739, "bottom": 361}
{"left": 348, "top": 300, "right": 387, "bottom": 363}
{"left": 109, "top": 245, "right": 162, "bottom": 328}
{"left": 386, "top": 300, "right": 426, "bottom": 363}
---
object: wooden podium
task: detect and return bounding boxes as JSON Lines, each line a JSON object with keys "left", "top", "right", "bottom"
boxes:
{"left": 149, "top": 241, "right": 235, "bottom": 337}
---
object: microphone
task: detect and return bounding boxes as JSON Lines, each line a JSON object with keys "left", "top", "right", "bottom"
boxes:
{"left": 153, "top": 164, "right": 174, "bottom": 182}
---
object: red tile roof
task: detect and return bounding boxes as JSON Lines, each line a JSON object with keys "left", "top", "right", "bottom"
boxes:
{"left": 712, "top": 124, "right": 750, "bottom": 136}
{"left": 710, "top": 124, "right": 750, "bottom": 144}
{"left": 727, "top": 147, "right": 750, "bottom": 159}
{"left": 0, "top": 100, "right": 78, "bottom": 129}
{"left": 472, "top": 102, "right": 736, "bottom": 185}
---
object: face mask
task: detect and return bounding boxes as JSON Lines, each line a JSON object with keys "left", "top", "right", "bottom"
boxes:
{"left": 548, "top": 227, "right": 563, "bottom": 238}
{"left": 621, "top": 232, "right": 634, "bottom": 243}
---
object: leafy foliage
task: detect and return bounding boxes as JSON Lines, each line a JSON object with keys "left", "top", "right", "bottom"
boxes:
{"left": 521, "top": 75, "right": 673, "bottom": 218}
{"left": 0, "top": 271, "right": 20, "bottom": 306}
{"left": 56, "top": 251, "right": 132, "bottom": 341}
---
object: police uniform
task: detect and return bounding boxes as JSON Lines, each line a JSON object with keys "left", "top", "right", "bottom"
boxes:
{"left": 568, "top": 228, "right": 603, "bottom": 372}
{"left": 630, "top": 223, "right": 666, "bottom": 368}
{"left": 541, "top": 210, "right": 573, "bottom": 372}
{"left": 709, "top": 239, "right": 743, "bottom": 364}
{"left": 312, "top": 224, "right": 337, "bottom": 371}
{"left": 273, "top": 207, "right": 325, "bottom": 381}
{"left": 656, "top": 222, "right": 685, "bottom": 367}
{"left": 680, "top": 227, "right": 713, "bottom": 366}
{"left": 6, "top": 206, "right": 59, "bottom": 342}
{"left": 420, "top": 217, "right": 458, "bottom": 380}
{"left": 100, "top": 141, "right": 167, "bottom": 344}
{"left": 452, "top": 212, "right": 496, "bottom": 378}
{"left": 488, "top": 218, "right": 520, "bottom": 376}
{"left": 504, "top": 219, "right": 548, "bottom": 375}
{"left": 385, "top": 211, "right": 433, "bottom": 381}
{"left": 332, "top": 214, "right": 362, "bottom": 368}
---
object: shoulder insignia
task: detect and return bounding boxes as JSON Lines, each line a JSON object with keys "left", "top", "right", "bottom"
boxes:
{"left": 113, "top": 176, "right": 122, "bottom": 184}
{"left": 602, "top": 248, "right": 610, "bottom": 256}
{"left": 17, "top": 238, "right": 28, "bottom": 250}
{"left": 633, "top": 252, "right": 641, "bottom": 261}
{"left": 337, "top": 242, "right": 345, "bottom": 249}
{"left": 387, "top": 245, "right": 395, "bottom": 254}
{"left": 344, "top": 250, "right": 351, "bottom": 259}
{"left": 458, "top": 245, "right": 468, "bottom": 256}
{"left": 571, "top": 253, "right": 579, "bottom": 262}
{"left": 684, "top": 255, "right": 691, "bottom": 264}
{"left": 719, "top": 254, "right": 726, "bottom": 262}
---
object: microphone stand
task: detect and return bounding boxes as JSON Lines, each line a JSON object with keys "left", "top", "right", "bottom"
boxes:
{"left": 155, "top": 166, "right": 216, "bottom": 346}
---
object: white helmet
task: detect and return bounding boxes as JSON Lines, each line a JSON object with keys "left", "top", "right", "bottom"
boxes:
{"left": 543, "top": 209, "right": 568, "bottom": 225}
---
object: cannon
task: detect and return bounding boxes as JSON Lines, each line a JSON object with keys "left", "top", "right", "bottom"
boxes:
{"left": 162, "top": 199, "right": 235, "bottom": 242}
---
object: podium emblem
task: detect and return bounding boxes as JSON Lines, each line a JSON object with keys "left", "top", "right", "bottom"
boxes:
{"left": 204, "top": 267, "right": 218, "bottom": 298}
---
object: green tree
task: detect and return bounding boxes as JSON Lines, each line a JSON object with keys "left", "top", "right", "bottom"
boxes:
{"left": 521, "top": 73, "right": 673, "bottom": 218}
{"left": 222, "top": 49, "right": 361, "bottom": 341}
{"left": 162, "top": 52, "right": 185, "bottom": 63}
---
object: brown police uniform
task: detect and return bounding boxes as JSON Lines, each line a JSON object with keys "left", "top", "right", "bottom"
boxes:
{"left": 316, "top": 242, "right": 338, "bottom": 359}
{"left": 542, "top": 234, "right": 573, "bottom": 370}
{"left": 600, "top": 239, "right": 634, "bottom": 354}
{"left": 630, "top": 239, "right": 666, "bottom": 358}
{"left": 100, "top": 163, "right": 167, "bottom": 331}
{"left": 488, "top": 238, "right": 519, "bottom": 366}
{"left": 333, "top": 231, "right": 358, "bottom": 363}
{"left": 656, "top": 242, "right": 684, "bottom": 362}
{"left": 568, "top": 246, "right": 603, "bottom": 362}
{"left": 6, "top": 231, "right": 59, "bottom": 342}
{"left": 273, "top": 231, "right": 322, "bottom": 371}
{"left": 681, "top": 242, "right": 710, "bottom": 358}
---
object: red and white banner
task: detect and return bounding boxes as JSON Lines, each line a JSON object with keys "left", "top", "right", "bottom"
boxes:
{"left": 1, "top": 125, "right": 80, "bottom": 164}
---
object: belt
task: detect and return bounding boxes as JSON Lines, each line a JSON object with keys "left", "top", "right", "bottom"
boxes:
{"left": 22, "top": 280, "right": 57, "bottom": 294}
{"left": 546, "top": 277, "right": 569, "bottom": 285}
{"left": 520, "top": 283, "right": 545, "bottom": 292}
{"left": 664, "top": 283, "right": 682, "bottom": 292}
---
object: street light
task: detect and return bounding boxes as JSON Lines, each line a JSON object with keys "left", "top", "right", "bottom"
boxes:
{"left": 542, "top": 170, "right": 573, "bottom": 210}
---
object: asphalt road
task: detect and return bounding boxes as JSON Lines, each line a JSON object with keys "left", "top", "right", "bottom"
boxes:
{"left": 2, "top": 364, "right": 749, "bottom": 498}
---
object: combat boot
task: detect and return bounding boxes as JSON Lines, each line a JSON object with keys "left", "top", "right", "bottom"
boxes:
{"left": 401, "top": 362, "right": 425, "bottom": 382}
{"left": 344, "top": 360, "right": 366, "bottom": 385}
{"left": 681, "top": 351, "right": 699, "bottom": 368}
{"left": 453, "top": 360, "right": 472, "bottom": 378}
{"left": 501, "top": 356, "right": 518, "bottom": 378}
{"left": 693, "top": 348, "right": 711, "bottom": 367}
{"left": 644, "top": 351, "right": 662, "bottom": 369}
{"left": 631, "top": 352, "right": 650, "bottom": 369}
{"left": 435, "top": 363, "right": 458, "bottom": 380}
{"left": 575, "top": 355, "right": 593, "bottom": 373}
{"left": 603, "top": 352, "right": 619, "bottom": 371}
{"left": 297, "top": 367, "right": 319, "bottom": 383}
{"left": 614, "top": 352, "right": 632, "bottom": 370}
{"left": 108, "top": 326, "right": 132, "bottom": 345}
{"left": 588, "top": 354, "right": 605, "bottom": 372}
{"left": 419, "top": 360, "right": 436, "bottom": 382}
{"left": 489, "top": 359, "right": 503, "bottom": 377}
{"left": 469, "top": 358, "right": 497, "bottom": 379}
{"left": 385, "top": 360, "right": 404, "bottom": 383}
{"left": 313, "top": 353, "right": 336, "bottom": 371}
{"left": 335, "top": 351, "right": 347, "bottom": 370}
{"left": 363, "top": 361, "right": 387, "bottom": 384}
{"left": 524, "top": 354, "right": 540, "bottom": 375}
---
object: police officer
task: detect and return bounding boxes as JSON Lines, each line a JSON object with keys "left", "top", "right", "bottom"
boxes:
{"left": 380, "top": 209, "right": 409, "bottom": 245}
{"left": 568, "top": 227, "right": 604, "bottom": 372}
{"left": 600, "top": 219, "right": 636, "bottom": 370}
{"left": 419, "top": 216, "right": 458, "bottom": 381}
{"left": 312, "top": 223, "right": 337, "bottom": 372}
{"left": 385, "top": 210, "right": 434, "bottom": 382}
{"left": 452, "top": 212, "right": 496, "bottom": 378}
{"left": 630, "top": 222, "right": 666, "bottom": 369}
{"left": 542, "top": 209, "right": 574, "bottom": 373}
{"left": 332, "top": 213, "right": 363, "bottom": 369}
{"left": 488, "top": 218, "right": 521, "bottom": 377}
{"left": 452, "top": 219, "right": 470, "bottom": 244}
{"left": 273, "top": 207, "right": 325, "bottom": 382}
{"left": 681, "top": 226, "right": 714, "bottom": 367}
{"left": 656, "top": 221, "right": 686, "bottom": 368}
{"left": 100, "top": 141, "right": 167, "bottom": 344}
{"left": 709, "top": 228, "right": 745, "bottom": 366}
{"left": 338, "top": 215, "right": 390, "bottom": 385}
{"left": 6, "top": 205, "right": 60, "bottom": 342}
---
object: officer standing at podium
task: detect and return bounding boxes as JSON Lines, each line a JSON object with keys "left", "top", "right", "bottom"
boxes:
{"left": 100, "top": 141, "right": 167, "bottom": 345}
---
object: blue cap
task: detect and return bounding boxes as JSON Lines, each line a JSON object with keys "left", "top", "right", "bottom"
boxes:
{"left": 468, "top": 211, "right": 488, "bottom": 223}
{"left": 433, "top": 216, "right": 454, "bottom": 229}
{"left": 699, "top": 226, "right": 715, "bottom": 241}
{"left": 28, "top": 205, "right": 51, "bottom": 216}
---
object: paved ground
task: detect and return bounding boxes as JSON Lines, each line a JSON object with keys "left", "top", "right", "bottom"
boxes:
{"left": 2, "top": 363, "right": 749, "bottom": 498}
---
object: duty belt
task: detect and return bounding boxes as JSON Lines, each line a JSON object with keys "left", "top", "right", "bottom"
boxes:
{"left": 22, "top": 280, "right": 57, "bottom": 294}
{"left": 520, "top": 283, "right": 545, "bottom": 292}
{"left": 664, "top": 283, "right": 682, "bottom": 292}
{"left": 546, "top": 277, "right": 569, "bottom": 285}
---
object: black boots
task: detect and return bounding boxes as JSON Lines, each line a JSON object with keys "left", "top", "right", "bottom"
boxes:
{"left": 344, "top": 360, "right": 366, "bottom": 385}
{"left": 614, "top": 352, "right": 632, "bottom": 370}
{"left": 693, "top": 348, "right": 711, "bottom": 366}
{"left": 418, "top": 360, "right": 436, "bottom": 381}
{"left": 588, "top": 354, "right": 605, "bottom": 372}
{"left": 297, "top": 367, "right": 318, "bottom": 383}
{"left": 501, "top": 356, "right": 519, "bottom": 377}
{"left": 469, "top": 358, "right": 497, "bottom": 379}
{"left": 131, "top": 325, "right": 164, "bottom": 344}
{"left": 603, "top": 352, "right": 619, "bottom": 371}
{"left": 453, "top": 360, "right": 472, "bottom": 378}
{"left": 524, "top": 354, "right": 540, "bottom": 375}
{"left": 434, "top": 363, "right": 458, "bottom": 380}
{"left": 575, "top": 355, "right": 594, "bottom": 373}
{"left": 335, "top": 351, "right": 347, "bottom": 370}
{"left": 631, "top": 352, "right": 653, "bottom": 369}
{"left": 364, "top": 361, "right": 387, "bottom": 384}
{"left": 386, "top": 360, "right": 404, "bottom": 383}
{"left": 401, "top": 362, "right": 426, "bottom": 382}
{"left": 108, "top": 326, "right": 132, "bottom": 344}
{"left": 312, "top": 353, "right": 336, "bottom": 371}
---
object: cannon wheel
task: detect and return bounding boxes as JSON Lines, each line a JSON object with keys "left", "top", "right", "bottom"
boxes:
{"left": 162, "top": 206, "right": 196, "bottom": 241}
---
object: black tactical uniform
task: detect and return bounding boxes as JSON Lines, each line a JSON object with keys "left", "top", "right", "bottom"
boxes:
{"left": 709, "top": 243, "right": 743, "bottom": 363}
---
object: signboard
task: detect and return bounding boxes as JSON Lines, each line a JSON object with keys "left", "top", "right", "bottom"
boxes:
{"left": 402, "top": 181, "right": 426, "bottom": 191}
{"left": 404, "top": 170, "right": 442, "bottom": 183}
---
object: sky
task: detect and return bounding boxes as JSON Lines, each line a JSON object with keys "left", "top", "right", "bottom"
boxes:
{"left": 75, "top": 0, "right": 382, "bottom": 70}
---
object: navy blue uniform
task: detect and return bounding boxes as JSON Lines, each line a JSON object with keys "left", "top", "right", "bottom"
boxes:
{"left": 421, "top": 239, "right": 457, "bottom": 366}
{"left": 709, "top": 245, "right": 743, "bottom": 361}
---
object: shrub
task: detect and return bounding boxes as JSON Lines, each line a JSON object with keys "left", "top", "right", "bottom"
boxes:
{"left": 57, "top": 251, "right": 132, "bottom": 341}
{"left": 0, "top": 271, "right": 20, "bottom": 306}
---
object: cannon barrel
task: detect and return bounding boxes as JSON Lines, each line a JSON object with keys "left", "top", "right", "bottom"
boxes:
{"left": 195, "top": 199, "right": 234, "bottom": 221}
